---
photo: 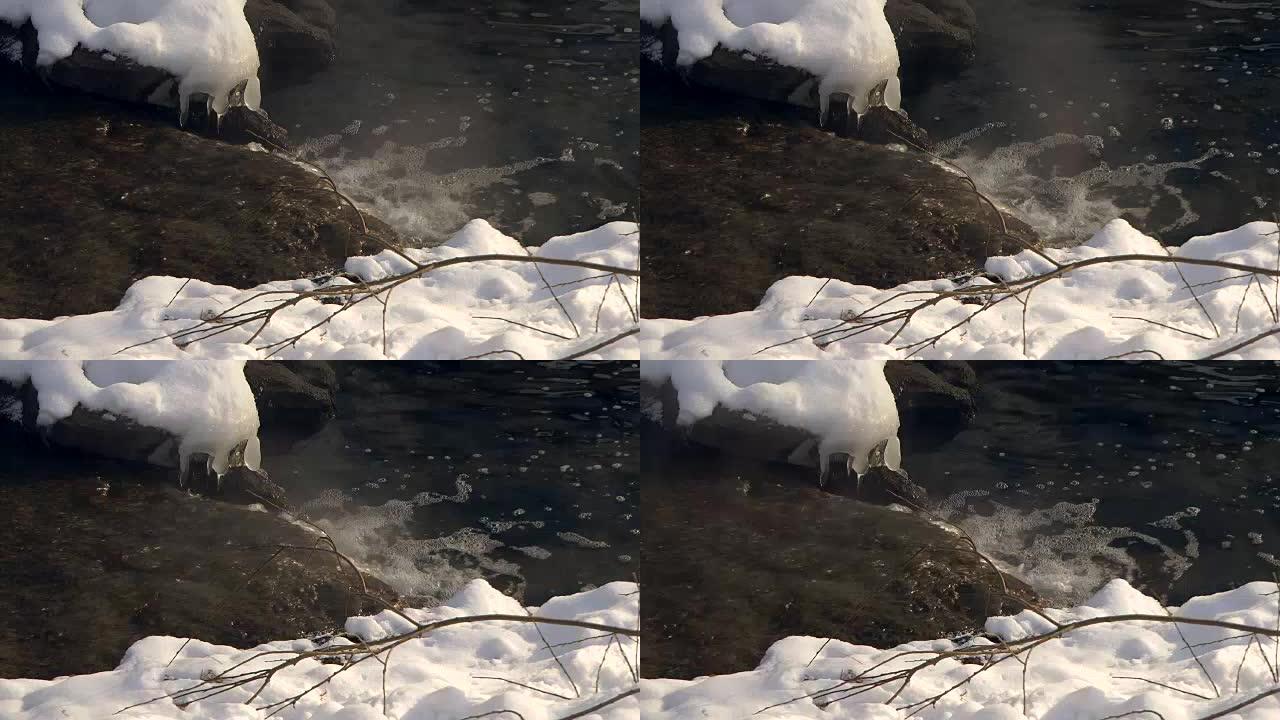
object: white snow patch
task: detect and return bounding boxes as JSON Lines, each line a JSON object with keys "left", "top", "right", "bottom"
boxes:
{"left": 642, "top": 360, "right": 900, "bottom": 474}
{"left": 641, "top": 0, "right": 902, "bottom": 113}
{"left": 0, "top": 221, "right": 640, "bottom": 360}
{"left": 0, "top": 0, "right": 261, "bottom": 114}
{"left": 0, "top": 360, "right": 259, "bottom": 473}
{"left": 0, "top": 580, "right": 639, "bottom": 720}
{"left": 643, "top": 579, "right": 1280, "bottom": 719}
{"left": 642, "top": 219, "right": 1280, "bottom": 360}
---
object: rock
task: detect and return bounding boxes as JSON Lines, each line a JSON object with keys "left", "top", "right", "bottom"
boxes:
{"left": 822, "top": 440, "right": 930, "bottom": 508}
{"left": 884, "top": 0, "right": 979, "bottom": 95}
{"left": 884, "top": 361, "right": 979, "bottom": 451}
{"left": 244, "top": 362, "right": 337, "bottom": 438}
{"left": 0, "top": 91, "right": 399, "bottom": 321}
{"left": 641, "top": 111, "right": 1039, "bottom": 320}
{"left": 858, "top": 104, "right": 932, "bottom": 148}
{"left": 642, "top": 380, "right": 826, "bottom": 470}
{"left": 641, "top": 444, "right": 1037, "bottom": 680}
{"left": 244, "top": 0, "right": 339, "bottom": 91}
{"left": 0, "top": 447, "right": 396, "bottom": 680}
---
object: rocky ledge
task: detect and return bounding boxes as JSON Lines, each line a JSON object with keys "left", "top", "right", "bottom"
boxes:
{"left": 641, "top": 437, "right": 1037, "bottom": 680}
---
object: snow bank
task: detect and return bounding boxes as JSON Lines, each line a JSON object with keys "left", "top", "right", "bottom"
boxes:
{"left": 642, "top": 219, "right": 1280, "bottom": 360}
{"left": 0, "top": 360, "right": 259, "bottom": 473}
{"left": 643, "top": 360, "right": 900, "bottom": 474}
{"left": 0, "top": 580, "right": 639, "bottom": 720}
{"left": 0, "top": 221, "right": 640, "bottom": 361}
{"left": 0, "top": 0, "right": 261, "bottom": 114}
{"left": 641, "top": 0, "right": 901, "bottom": 113}
{"left": 643, "top": 579, "right": 1280, "bottom": 719}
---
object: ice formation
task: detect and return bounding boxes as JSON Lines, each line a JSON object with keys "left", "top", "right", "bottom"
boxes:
{"left": 643, "top": 579, "right": 1280, "bottom": 719}
{"left": 0, "top": 579, "right": 639, "bottom": 720}
{"left": 642, "top": 219, "right": 1280, "bottom": 360}
{"left": 0, "top": 360, "right": 260, "bottom": 473}
{"left": 0, "top": 0, "right": 261, "bottom": 114}
{"left": 0, "top": 220, "right": 640, "bottom": 360}
{"left": 643, "top": 360, "right": 901, "bottom": 474}
{"left": 641, "top": 0, "right": 902, "bottom": 113}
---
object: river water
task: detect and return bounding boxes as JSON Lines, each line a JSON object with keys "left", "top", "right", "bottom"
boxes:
{"left": 263, "top": 0, "right": 639, "bottom": 245}
{"left": 915, "top": 0, "right": 1280, "bottom": 245}
{"left": 261, "top": 361, "right": 641, "bottom": 606}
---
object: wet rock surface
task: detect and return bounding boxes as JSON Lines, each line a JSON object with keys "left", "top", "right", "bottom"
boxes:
{"left": 245, "top": 0, "right": 339, "bottom": 91}
{"left": 641, "top": 432, "right": 1036, "bottom": 680}
{"left": 0, "top": 438, "right": 396, "bottom": 681}
{"left": 885, "top": 361, "right": 980, "bottom": 452}
{"left": 641, "top": 87, "right": 1039, "bottom": 320}
{"left": 0, "top": 90, "right": 399, "bottom": 320}
{"left": 886, "top": 0, "right": 979, "bottom": 94}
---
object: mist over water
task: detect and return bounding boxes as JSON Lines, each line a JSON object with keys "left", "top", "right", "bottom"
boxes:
{"left": 263, "top": 0, "right": 639, "bottom": 244}
{"left": 260, "top": 362, "right": 641, "bottom": 606}
{"left": 910, "top": 0, "right": 1280, "bottom": 245}
{"left": 910, "top": 362, "right": 1280, "bottom": 606}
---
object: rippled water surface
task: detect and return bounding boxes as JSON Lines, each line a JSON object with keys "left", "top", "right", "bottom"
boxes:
{"left": 264, "top": 0, "right": 639, "bottom": 243}
{"left": 916, "top": 0, "right": 1280, "bottom": 244}
{"left": 263, "top": 362, "right": 641, "bottom": 605}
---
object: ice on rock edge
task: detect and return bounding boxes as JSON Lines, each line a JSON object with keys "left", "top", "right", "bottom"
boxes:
{"left": 641, "top": 0, "right": 902, "bottom": 113}
{"left": 0, "top": 580, "right": 639, "bottom": 720}
{"left": 0, "top": 0, "right": 261, "bottom": 114}
{"left": 0, "top": 360, "right": 260, "bottom": 474}
{"left": 644, "top": 579, "right": 1280, "bottom": 720}
{"left": 643, "top": 360, "right": 901, "bottom": 474}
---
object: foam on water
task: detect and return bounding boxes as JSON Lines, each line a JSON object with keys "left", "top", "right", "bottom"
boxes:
{"left": 941, "top": 127, "right": 1219, "bottom": 246}
{"left": 296, "top": 132, "right": 570, "bottom": 243}
{"left": 938, "top": 491, "right": 1195, "bottom": 604}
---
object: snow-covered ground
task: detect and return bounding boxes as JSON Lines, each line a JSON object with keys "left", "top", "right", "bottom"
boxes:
{"left": 0, "top": 0, "right": 261, "bottom": 113}
{"left": 0, "top": 579, "right": 639, "bottom": 720}
{"left": 641, "top": 0, "right": 901, "bottom": 113}
{"left": 643, "top": 219, "right": 1280, "bottom": 360}
{"left": 0, "top": 221, "right": 639, "bottom": 361}
{"left": 643, "top": 578, "right": 1280, "bottom": 720}
{"left": 0, "top": 360, "right": 259, "bottom": 473}
{"left": 643, "top": 360, "right": 900, "bottom": 474}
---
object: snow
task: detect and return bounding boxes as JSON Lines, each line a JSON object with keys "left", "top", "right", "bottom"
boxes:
{"left": 0, "top": 360, "right": 259, "bottom": 473}
{"left": 641, "top": 0, "right": 901, "bottom": 113}
{"left": 643, "top": 360, "right": 900, "bottom": 474}
{"left": 0, "top": 579, "right": 640, "bottom": 720}
{"left": 642, "top": 219, "right": 1280, "bottom": 360}
{"left": 642, "top": 578, "right": 1280, "bottom": 719}
{"left": 0, "top": 0, "right": 261, "bottom": 115}
{"left": 0, "top": 221, "right": 640, "bottom": 361}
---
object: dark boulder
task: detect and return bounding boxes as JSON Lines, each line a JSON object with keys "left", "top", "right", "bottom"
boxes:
{"left": 885, "top": 0, "right": 979, "bottom": 95}
{"left": 244, "top": 361, "right": 338, "bottom": 438}
{"left": 884, "top": 361, "right": 979, "bottom": 451}
{"left": 641, "top": 114, "right": 1039, "bottom": 320}
{"left": 641, "top": 448, "right": 1037, "bottom": 680}
{"left": 244, "top": 0, "right": 339, "bottom": 91}
{"left": 0, "top": 92, "right": 399, "bottom": 321}
{"left": 0, "top": 452, "right": 396, "bottom": 680}
{"left": 822, "top": 440, "right": 929, "bottom": 508}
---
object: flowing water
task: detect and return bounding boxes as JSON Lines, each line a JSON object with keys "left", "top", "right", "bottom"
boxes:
{"left": 913, "top": 0, "right": 1280, "bottom": 245}
{"left": 263, "top": 0, "right": 640, "bottom": 244}
{"left": 261, "top": 361, "right": 641, "bottom": 606}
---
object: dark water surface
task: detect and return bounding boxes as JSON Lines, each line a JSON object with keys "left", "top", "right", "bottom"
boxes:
{"left": 907, "top": 362, "right": 1280, "bottom": 606}
{"left": 263, "top": 362, "right": 641, "bottom": 606}
{"left": 914, "top": 0, "right": 1280, "bottom": 245}
{"left": 264, "top": 0, "right": 639, "bottom": 244}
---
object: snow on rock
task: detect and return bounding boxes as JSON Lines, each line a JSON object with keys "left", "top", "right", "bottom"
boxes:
{"left": 0, "top": 221, "right": 640, "bottom": 361}
{"left": 643, "top": 579, "right": 1280, "bottom": 719}
{"left": 640, "top": 0, "right": 901, "bottom": 113}
{"left": 0, "top": 580, "right": 640, "bottom": 720}
{"left": 0, "top": 0, "right": 261, "bottom": 114}
{"left": 642, "top": 360, "right": 900, "bottom": 474}
{"left": 642, "top": 219, "right": 1280, "bottom": 360}
{"left": 0, "top": 360, "right": 260, "bottom": 473}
